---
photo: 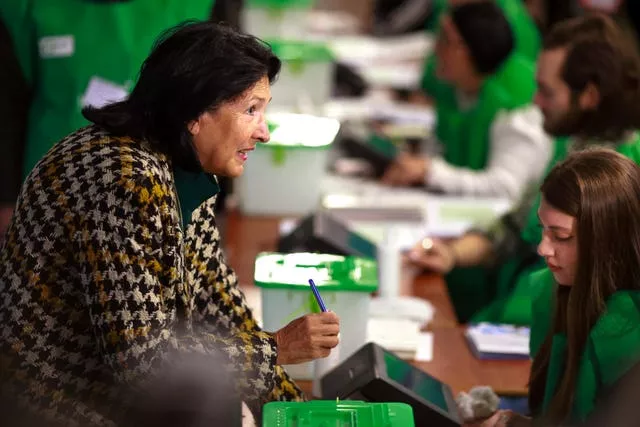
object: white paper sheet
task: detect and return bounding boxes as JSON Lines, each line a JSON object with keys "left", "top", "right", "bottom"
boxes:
{"left": 415, "top": 332, "right": 434, "bottom": 362}
{"left": 82, "top": 76, "right": 128, "bottom": 108}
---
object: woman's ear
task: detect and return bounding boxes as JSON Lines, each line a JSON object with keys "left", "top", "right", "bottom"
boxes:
{"left": 188, "top": 119, "right": 200, "bottom": 136}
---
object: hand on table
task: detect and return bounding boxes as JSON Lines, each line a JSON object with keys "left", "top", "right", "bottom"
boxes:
{"left": 405, "top": 237, "right": 457, "bottom": 274}
{"left": 274, "top": 312, "right": 340, "bottom": 365}
{"left": 381, "top": 153, "right": 429, "bottom": 187}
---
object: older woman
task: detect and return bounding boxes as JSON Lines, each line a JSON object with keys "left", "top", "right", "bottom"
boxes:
{"left": 0, "top": 21, "right": 339, "bottom": 426}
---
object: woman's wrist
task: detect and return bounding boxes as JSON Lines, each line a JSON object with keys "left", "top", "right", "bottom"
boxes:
{"left": 447, "top": 242, "right": 460, "bottom": 270}
{"left": 273, "top": 330, "right": 283, "bottom": 364}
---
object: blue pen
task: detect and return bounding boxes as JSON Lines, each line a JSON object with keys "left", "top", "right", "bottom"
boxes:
{"left": 308, "top": 279, "right": 328, "bottom": 312}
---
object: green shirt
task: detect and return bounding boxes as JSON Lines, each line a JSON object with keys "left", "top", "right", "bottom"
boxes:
{"left": 0, "top": 0, "right": 214, "bottom": 179}
{"left": 529, "top": 267, "right": 640, "bottom": 422}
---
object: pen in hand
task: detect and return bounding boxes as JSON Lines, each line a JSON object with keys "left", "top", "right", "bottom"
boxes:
{"left": 308, "top": 279, "right": 328, "bottom": 312}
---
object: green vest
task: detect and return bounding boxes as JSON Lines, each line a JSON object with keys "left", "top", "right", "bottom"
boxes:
{"left": 529, "top": 268, "right": 640, "bottom": 422}
{"left": 434, "top": 54, "right": 536, "bottom": 170}
{"left": 470, "top": 134, "right": 640, "bottom": 325}
{"left": 421, "top": 0, "right": 540, "bottom": 98}
{"left": 0, "top": 0, "right": 214, "bottom": 177}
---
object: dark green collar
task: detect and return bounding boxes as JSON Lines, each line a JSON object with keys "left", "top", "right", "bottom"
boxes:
{"left": 173, "top": 166, "right": 219, "bottom": 229}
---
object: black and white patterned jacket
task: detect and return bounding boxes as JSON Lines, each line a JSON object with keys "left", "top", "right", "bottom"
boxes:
{"left": 0, "top": 125, "right": 303, "bottom": 426}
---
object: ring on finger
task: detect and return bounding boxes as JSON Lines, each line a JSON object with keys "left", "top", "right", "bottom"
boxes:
{"left": 421, "top": 237, "right": 434, "bottom": 252}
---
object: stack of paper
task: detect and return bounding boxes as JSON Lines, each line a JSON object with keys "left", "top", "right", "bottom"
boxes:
{"left": 367, "top": 318, "right": 433, "bottom": 362}
{"left": 465, "top": 323, "right": 530, "bottom": 360}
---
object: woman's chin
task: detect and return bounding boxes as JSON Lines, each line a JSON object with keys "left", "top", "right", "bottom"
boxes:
{"left": 209, "top": 162, "right": 245, "bottom": 178}
{"left": 227, "top": 165, "right": 244, "bottom": 178}
{"left": 226, "top": 163, "right": 245, "bottom": 178}
{"left": 552, "top": 272, "right": 573, "bottom": 287}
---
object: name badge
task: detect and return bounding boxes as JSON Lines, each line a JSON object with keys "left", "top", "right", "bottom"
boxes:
{"left": 39, "top": 35, "right": 75, "bottom": 59}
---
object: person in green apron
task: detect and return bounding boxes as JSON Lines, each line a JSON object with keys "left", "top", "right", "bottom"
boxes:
{"left": 407, "top": 14, "right": 640, "bottom": 324}
{"left": 382, "top": 1, "right": 550, "bottom": 199}
{"left": 472, "top": 149, "right": 640, "bottom": 427}
{"left": 420, "top": 0, "right": 541, "bottom": 101}
{"left": 0, "top": 0, "right": 216, "bottom": 237}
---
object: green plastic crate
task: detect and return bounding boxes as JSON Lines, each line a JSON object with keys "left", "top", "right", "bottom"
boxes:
{"left": 263, "top": 400, "right": 415, "bottom": 427}
{"left": 254, "top": 252, "right": 377, "bottom": 380}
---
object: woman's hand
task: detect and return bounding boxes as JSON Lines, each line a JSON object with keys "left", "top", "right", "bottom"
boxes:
{"left": 406, "top": 237, "right": 457, "bottom": 274}
{"left": 274, "top": 312, "right": 340, "bottom": 365}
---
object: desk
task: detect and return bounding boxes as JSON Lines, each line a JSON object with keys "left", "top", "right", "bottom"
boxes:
{"left": 223, "top": 210, "right": 531, "bottom": 397}
{"left": 413, "top": 328, "right": 530, "bottom": 396}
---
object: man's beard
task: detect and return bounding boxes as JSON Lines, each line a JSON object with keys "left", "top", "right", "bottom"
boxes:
{"left": 543, "top": 103, "right": 588, "bottom": 138}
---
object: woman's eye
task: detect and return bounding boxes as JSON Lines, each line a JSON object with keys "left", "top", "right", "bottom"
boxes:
{"left": 247, "top": 106, "right": 257, "bottom": 115}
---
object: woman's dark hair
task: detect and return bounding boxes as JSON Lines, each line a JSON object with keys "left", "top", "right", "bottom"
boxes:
{"left": 83, "top": 21, "right": 281, "bottom": 172}
{"left": 542, "top": 14, "right": 640, "bottom": 142}
{"left": 450, "top": 1, "right": 514, "bottom": 74}
{"left": 529, "top": 148, "right": 640, "bottom": 423}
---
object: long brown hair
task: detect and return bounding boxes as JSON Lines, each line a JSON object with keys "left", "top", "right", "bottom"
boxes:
{"left": 542, "top": 14, "right": 640, "bottom": 142}
{"left": 529, "top": 148, "right": 640, "bottom": 423}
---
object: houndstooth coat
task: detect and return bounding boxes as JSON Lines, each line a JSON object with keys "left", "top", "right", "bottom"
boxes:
{"left": 0, "top": 125, "right": 303, "bottom": 426}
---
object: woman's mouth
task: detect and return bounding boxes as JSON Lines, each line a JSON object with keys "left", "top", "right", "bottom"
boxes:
{"left": 237, "top": 148, "right": 253, "bottom": 162}
{"left": 547, "top": 262, "right": 562, "bottom": 273}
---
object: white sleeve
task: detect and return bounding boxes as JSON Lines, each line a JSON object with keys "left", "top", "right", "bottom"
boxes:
{"left": 426, "top": 105, "right": 553, "bottom": 200}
